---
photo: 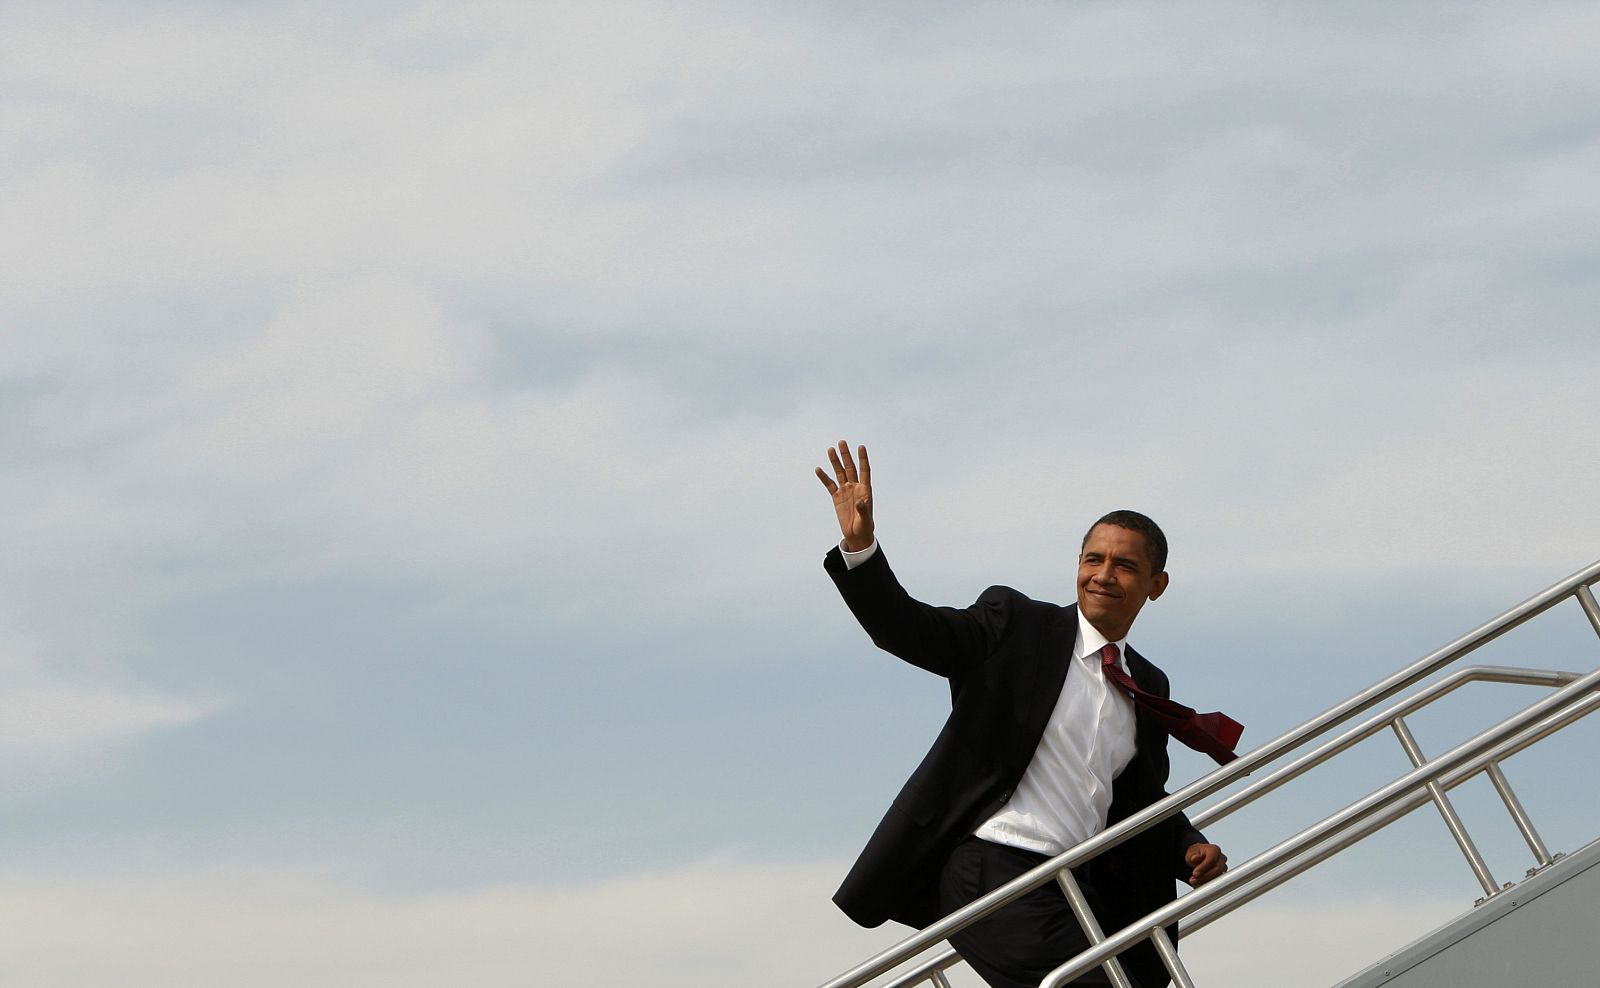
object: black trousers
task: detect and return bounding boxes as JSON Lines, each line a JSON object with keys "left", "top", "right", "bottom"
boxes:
{"left": 938, "top": 837, "right": 1140, "bottom": 988}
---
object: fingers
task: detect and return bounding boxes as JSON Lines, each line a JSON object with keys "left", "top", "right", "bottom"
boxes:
{"left": 1198, "top": 862, "right": 1226, "bottom": 884}
{"left": 827, "top": 444, "right": 848, "bottom": 487}
{"left": 815, "top": 466, "right": 838, "bottom": 495}
{"left": 834, "top": 440, "right": 859, "bottom": 484}
{"left": 1186, "top": 845, "right": 1227, "bottom": 886}
{"left": 820, "top": 440, "right": 868, "bottom": 494}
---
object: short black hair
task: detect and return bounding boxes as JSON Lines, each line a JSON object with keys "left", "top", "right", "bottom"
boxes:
{"left": 1083, "top": 510, "right": 1168, "bottom": 573}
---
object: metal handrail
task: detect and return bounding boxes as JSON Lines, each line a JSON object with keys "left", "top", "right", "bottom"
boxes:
{"left": 1181, "top": 688, "right": 1600, "bottom": 936}
{"left": 1189, "top": 665, "right": 1577, "bottom": 829}
{"left": 872, "top": 671, "right": 1600, "bottom": 988}
{"left": 869, "top": 665, "right": 1584, "bottom": 988}
{"left": 1039, "top": 663, "right": 1600, "bottom": 986}
{"left": 818, "top": 558, "right": 1600, "bottom": 988}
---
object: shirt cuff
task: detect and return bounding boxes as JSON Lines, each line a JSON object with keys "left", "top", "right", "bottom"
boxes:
{"left": 840, "top": 539, "right": 879, "bottom": 570}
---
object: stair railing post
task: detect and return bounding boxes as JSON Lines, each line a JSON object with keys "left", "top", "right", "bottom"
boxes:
{"left": 1391, "top": 715, "right": 1500, "bottom": 898}
{"left": 1484, "top": 761, "right": 1554, "bottom": 870}
{"left": 1054, "top": 868, "right": 1137, "bottom": 988}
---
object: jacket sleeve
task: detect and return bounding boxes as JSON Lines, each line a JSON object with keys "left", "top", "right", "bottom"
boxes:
{"left": 1170, "top": 809, "right": 1209, "bottom": 877}
{"left": 823, "top": 543, "right": 1011, "bottom": 681}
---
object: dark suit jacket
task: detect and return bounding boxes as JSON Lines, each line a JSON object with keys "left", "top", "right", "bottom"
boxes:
{"left": 825, "top": 545, "right": 1205, "bottom": 988}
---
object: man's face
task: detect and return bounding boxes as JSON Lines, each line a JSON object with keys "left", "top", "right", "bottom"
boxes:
{"left": 1077, "top": 523, "right": 1169, "bottom": 642}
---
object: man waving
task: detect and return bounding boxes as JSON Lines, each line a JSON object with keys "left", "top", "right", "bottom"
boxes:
{"left": 816, "top": 441, "right": 1234, "bottom": 988}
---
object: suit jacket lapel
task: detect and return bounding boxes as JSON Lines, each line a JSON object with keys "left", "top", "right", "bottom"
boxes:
{"left": 1016, "top": 603, "right": 1080, "bottom": 768}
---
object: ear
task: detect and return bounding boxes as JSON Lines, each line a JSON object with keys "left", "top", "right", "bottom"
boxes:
{"left": 1148, "top": 571, "right": 1169, "bottom": 601}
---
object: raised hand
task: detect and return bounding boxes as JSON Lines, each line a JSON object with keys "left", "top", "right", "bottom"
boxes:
{"left": 815, "top": 440, "right": 874, "bottom": 552}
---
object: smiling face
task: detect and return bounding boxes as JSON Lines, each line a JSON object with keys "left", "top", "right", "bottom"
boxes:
{"left": 1077, "top": 523, "right": 1169, "bottom": 642}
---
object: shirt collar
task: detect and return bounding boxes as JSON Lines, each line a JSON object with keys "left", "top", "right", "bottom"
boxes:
{"left": 1075, "top": 609, "right": 1129, "bottom": 666}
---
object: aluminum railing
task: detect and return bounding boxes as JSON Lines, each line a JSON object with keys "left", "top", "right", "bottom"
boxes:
{"left": 817, "top": 558, "right": 1600, "bottom": 988}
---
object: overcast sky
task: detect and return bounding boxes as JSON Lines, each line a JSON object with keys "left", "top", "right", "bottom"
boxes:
{"left": 5, "top": 3, "right": 1600, "bottom": 986}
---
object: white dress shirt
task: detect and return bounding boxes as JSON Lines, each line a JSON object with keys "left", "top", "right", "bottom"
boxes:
{"left": 841, "top": 539, "right": 1138, "bottom": 856}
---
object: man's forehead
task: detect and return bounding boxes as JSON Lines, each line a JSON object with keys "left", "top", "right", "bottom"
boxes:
{"left": 1081, "top": 524, "right": 1152, "bottom": 561}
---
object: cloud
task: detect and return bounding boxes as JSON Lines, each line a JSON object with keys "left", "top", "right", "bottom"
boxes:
{"left": 9, "top": 2, "right": 1598, "bottom": 349}
{"left": 0, "top": 619, "right": 221, "bottom": 787}
{"left": 0, "top": 850, "right": 1473, "bottom": 988}
{"left": 0, "top": 854, "right": 900, "bottom": 988}
{"left": 0, "top": 5, "right": 1595, "bottom": 690}
{"left": 4, "top": 0, "right": 1599, "bottom": 672}
{"left": 0, "top": 681, "right": 217, "bottom": 784}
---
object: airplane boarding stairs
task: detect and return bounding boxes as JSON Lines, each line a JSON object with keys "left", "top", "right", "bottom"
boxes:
{"left": 816, "top": 559, "right": 1600, "bottom": 988}
{"left": 1334, "top": 834, "right": 1600, "bottom": 987}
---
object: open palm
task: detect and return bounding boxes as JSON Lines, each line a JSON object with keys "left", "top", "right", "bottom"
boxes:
{"left": 815, "top": 441, "right": 874, "bottom": 552}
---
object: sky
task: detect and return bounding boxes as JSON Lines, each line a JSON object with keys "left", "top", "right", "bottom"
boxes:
{"left": 4, "top": 2, "right": 1600, "bottom": 985}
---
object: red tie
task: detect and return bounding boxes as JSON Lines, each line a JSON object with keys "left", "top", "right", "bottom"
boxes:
{"left": 1100, "top": 643, "right": 1242, "bottom": 765}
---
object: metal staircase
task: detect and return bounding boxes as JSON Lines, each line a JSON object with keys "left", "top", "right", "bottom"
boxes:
{"left": 817, "top": 559, "right": 1600, "bottom": 988}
